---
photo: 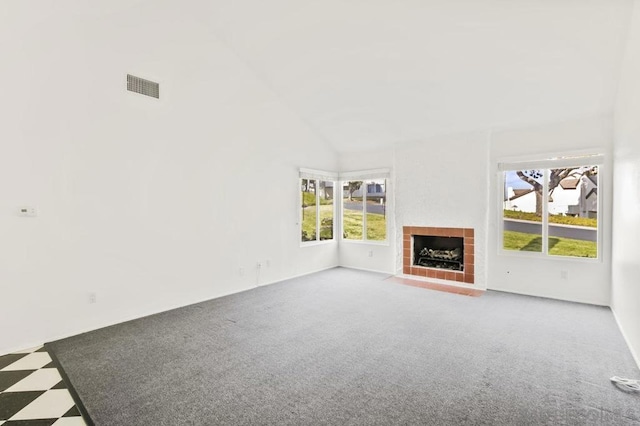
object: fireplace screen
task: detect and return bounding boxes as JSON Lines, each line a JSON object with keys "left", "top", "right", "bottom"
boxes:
{"left": 413, "top": 236, "right": 464, "bottom": 271}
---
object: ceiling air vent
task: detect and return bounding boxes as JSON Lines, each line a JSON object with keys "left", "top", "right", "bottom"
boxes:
{"left": 127, "top": 74, "right": 159, "bottom": 99}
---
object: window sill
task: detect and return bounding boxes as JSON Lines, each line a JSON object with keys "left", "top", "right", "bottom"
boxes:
{"left": 300, "top": 239, "right": 337, "bottom": 248}
{"left": 340, "top": 239, "right": 390, "bottom": 247}
{"left": 498, "top": 249, "right": 602, "bottom": 263}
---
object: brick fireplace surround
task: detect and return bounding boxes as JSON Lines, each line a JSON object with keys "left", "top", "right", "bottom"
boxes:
{"left": 403, "top": 226, "right": 474, "bottom": 284}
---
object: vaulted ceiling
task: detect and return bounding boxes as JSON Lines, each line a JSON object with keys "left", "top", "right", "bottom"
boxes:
{"left": 4, "top": 0, "right": 630, "bottom": 153}
{"left": 194, "top": 0, "right": 633, "bottom": 152}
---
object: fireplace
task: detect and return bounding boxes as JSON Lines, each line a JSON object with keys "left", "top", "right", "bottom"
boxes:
{"left": 413, "top": 236, "right": 464, "bottom": 271}
{"left": 403, "top": 227, "right": 474, "bottom": 284}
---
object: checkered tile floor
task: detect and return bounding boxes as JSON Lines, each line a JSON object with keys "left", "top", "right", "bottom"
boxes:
{"left": 0, "top": 345, "right": 87, "bottom": 425}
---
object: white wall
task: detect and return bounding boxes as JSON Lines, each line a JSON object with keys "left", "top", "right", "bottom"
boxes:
{"left": 338, "top": 150, "right": 395, "bottom": 274}
{"left": 0, "top": 0, "right": 338, "bottom": 355}
{"left": 200, "top": 0, "right": 633, "bottom": 152}
{"left": 487, "top": 116, "right": 613, "bottom": 305}
{"left": 612, "top": 0, "right": 640, "bottom": 366}
{"left": 394, "top": 132, "right": 491, "bottom": 288}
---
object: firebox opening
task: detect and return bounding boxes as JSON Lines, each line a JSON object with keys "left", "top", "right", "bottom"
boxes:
{"left": 413, "top": 236, "right": 464, "bottom": 271}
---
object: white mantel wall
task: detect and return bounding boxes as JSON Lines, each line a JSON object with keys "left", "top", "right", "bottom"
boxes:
{"left": 612, "top": 0, "right": 640, "bottom": 366}
{"left": 0, "top": 1, "right": 338, "bottom": 355}
{"left": 394, "top": 132, "right": 491, "bottom": 288}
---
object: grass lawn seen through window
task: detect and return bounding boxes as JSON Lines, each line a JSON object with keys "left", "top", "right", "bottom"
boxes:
{"left": 343, "top": 209, "right": 386, "bottom": 240}
{"left": 503, "top": 231, "right": 597, "bottom": 258}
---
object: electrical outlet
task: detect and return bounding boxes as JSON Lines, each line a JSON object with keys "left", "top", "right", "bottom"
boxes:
{"left": 88, "top": 292, "right": 97, "bottom": 304}
{"left": 560, "top": 270, "right": 569, "bottom": 280}
{"left": 18, "top": 206, "right": 37, "bottom": 217}
{"left": 368, "top": 250, "right": 374, "bottom": 258}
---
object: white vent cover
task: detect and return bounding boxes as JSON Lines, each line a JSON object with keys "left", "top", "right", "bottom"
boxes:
{"left": 127, "top": 74, "right": 159, "bottom": 99}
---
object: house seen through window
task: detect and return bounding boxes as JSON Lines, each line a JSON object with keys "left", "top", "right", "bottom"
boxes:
{"left": 502, "top": 163, "right": 599, "bottom": 258}
{"left": 343, "top": 178, "right": 387, "bottom": 241}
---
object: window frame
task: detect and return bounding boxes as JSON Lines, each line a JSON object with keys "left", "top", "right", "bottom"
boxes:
{"left": 339, "top": 169, "right": 390, "bottom": 245}
{"left": 299, "top": 169, "right": 337, "bottom": 246}
{"left": 497, "top": 153, "right": 603, "bottom": 262}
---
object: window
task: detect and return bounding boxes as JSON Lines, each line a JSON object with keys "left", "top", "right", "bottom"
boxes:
{"left": 300, "top": 169, "right": 336, "bottom": 243}
{"left": 341, "top": 174, "right": 388, "bottom": 242}
{"left": 501, "top": 156, "right": 601, "bottom": 259}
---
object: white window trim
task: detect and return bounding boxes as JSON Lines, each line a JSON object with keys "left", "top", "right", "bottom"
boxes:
{"left": 299, "top": 168, "right": 338, "bottom": 181}
{"left": 299, "top": 171, "right": 337, "bottom": 246}
{"left": 497, "top": 153, "right": 603, "bottom": 262}
{"left": 497, "top": 153, "right": 604, "bottom": 172}
{"left": 339, "top": 169, "right": 390, "bottom": 245}
{"left": 338, "top": 168, "right": 390, "bottom": 181}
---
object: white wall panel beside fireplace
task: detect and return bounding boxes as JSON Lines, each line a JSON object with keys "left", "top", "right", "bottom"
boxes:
{"left": 394, "top": 131, "right": 490, "bottom": 289}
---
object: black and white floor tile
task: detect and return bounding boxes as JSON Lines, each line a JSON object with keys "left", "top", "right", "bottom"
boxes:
{"left": 0, "top": 345, "right": 87, "bottom": 426}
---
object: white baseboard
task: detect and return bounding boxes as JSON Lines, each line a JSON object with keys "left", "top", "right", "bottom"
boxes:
{"left": 256, "top": 265, "right": 339, "bottom": 287}
{"left": 339, "top": 265, "right": 395, "bottom": 275}
{"left": 487, "top": 285, "right": 608, "bottom": 307}
{"left": 1, "top": 266, "right": 341, "bottom": 357}
{"left": 612, "top": 307, "right": 640, "bottom": 371}
{"left": 0, "top": 285, "right": 252, "bottom": 357}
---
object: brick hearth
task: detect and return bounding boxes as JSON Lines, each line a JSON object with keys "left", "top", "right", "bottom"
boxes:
{"left": 402, "top": 226, "right": 474, "bottom": 284}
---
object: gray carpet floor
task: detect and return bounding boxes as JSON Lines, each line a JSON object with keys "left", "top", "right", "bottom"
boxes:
{"left": 47, "top": 267, "right": 640, "bottom": 425}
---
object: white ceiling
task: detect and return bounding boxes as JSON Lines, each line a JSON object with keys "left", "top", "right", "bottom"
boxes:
{"left": 190, "top": 0, "right": 633, "bottom": 152}
{"left": 4, "top": 1, "right": 633, "bottom": 153}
